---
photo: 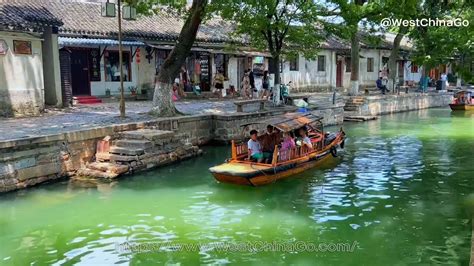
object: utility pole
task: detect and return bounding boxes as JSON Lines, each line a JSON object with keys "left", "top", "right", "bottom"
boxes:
{"left": 117, "top": 0, "right": 125, "bottom": 118}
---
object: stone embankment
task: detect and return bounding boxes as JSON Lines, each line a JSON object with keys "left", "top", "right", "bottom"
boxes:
{"left": 0, "top": 92, "right": 450, "bottom": 193}
{"left": 343, "top": 92, "right": 453, "bottom": 117}
{"left": 76, "top": 129, "right": 201, "bottom": 179}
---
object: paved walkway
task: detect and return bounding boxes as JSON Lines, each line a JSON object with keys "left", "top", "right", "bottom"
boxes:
{"left": 0, "top": 99, "right": 268, "bottom": 141}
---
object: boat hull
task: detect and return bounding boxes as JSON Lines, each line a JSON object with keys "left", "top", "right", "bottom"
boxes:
{"left": 449, "top": 104, "right": 474, "bottom": 111}
{"left": 211, "top": 151, "right": 334, "bottom": 186}
{"left": 210, "top": 135, "right": 344, "bottom": 186}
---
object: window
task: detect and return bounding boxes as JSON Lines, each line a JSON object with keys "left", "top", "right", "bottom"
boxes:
{"left": 104, "top": 51, "right": 131, "bottom": 81}
{"left": 317, "top": 55, "right": 326, "bottom": 72}
{"left": 367, "top": 57, "right": 374, "bottom": 72}
{"left": 289, "top": 56, "right": 299, "bottom": 71}
{"left": 411, "top": 63, "right": 418, "bottom": 73}
{"left": 345, "top": 57, "right": 351, "bottom": 72}
{"left": 13, "top": 40, "right": 32, "bottom": 55}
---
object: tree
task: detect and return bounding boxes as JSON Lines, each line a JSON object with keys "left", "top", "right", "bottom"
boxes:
{"left": 321, "top": 0, "right": 382, "bottom": 95}
{"left": 379, "top": 0, "right": 419, "bottom": 91}
{"left": 214, "top": 0, "right": 322, "bottom": 104}
{"left": 409, "top": 0, "right": 474, "bottom": 84}
{"left": 129, "top": 0, "right": 208, "bottom": 116}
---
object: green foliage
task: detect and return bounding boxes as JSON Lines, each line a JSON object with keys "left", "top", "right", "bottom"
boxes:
{"left": 212, "top": 0, "right": 323, "bottom": 60}
{"left": 408, "top": 0, "right": 474, "bottom": 76}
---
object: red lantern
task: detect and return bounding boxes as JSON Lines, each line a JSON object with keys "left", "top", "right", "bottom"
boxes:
{"left": 136, "top": 48, "right": 141, "bottom": 64}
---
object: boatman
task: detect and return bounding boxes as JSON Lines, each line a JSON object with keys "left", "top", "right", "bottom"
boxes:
{"left": 259, "top": 125, "right": 280, "bottom": 164}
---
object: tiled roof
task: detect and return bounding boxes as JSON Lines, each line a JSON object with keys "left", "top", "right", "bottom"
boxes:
{"left": 0, "top": 0, "right": 63, "bottom": 31}
{"left": 3, "top": 0, "right": 235, "bottom": 44}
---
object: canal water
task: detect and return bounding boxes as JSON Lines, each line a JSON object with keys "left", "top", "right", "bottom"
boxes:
{"left": 0, "top": 108, "right": 473, "bottom": 265}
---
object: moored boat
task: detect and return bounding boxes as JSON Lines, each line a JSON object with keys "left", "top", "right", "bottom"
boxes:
{"left": 449, "top": 90, "right": 474, "bottom": 111}
{"left": 209, "top": 113, "right": 345, "bottom": 186}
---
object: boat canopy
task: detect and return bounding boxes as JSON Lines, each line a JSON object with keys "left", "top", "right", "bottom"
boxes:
{"left": 240, "top": 113, "right": 323, "bottom": 132}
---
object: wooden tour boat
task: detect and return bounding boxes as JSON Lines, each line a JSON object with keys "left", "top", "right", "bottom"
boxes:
{"left": 449, "top": 90, "right": 474, "bottom": 111}
{"left": 209, "top": 113, "right": 346, "bottom": 186}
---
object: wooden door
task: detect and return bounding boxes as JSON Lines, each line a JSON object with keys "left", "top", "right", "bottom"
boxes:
{"left": 70, "top": 50, "right": 90, "bottom": 95}
{"left": 336, "top": 60, "right": 343, "bottom": 87}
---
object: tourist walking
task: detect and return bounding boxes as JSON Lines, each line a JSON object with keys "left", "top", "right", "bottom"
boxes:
{"left": 261, "top": 70, "right": 270, "bottom": 100}
{"left": 249, "top": 69, "right": 256, "bottom": 97}
{"left": 241, "top": 70, "right": 251, "bottom": 99}
{"left": 213, "top": 69, "right": 225, "bottom": 98}
{"left": 440, "top": 72, "right": 448, "bottom": 90}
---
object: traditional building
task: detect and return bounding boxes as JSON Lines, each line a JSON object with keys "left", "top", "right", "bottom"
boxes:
{"left": 0, "top": 1, "right": 63, "bottom": 116}
{"left": 1, "top": 0, "right": 445, "bottom": 117}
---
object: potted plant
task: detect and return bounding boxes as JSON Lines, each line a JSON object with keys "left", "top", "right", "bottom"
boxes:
{"left": 128, "top": 86, "right": 137, "bottom": 96}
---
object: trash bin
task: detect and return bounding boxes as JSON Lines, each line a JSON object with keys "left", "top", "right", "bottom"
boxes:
{"left": 436, "top": 80, "right": 443, "bottom": 90}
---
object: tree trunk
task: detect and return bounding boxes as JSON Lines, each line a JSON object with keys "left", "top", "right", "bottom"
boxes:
{"left": 150, "top": 0, "right": 208, "bottom": 117}
{"left": 387, "top": 26, "right": 408, "bottom": 92}
{"left": 350, "top": 33, "right": 360, "bottom": 95}
{"left": 272, "top": 54, "right": 281, "bottom": 105}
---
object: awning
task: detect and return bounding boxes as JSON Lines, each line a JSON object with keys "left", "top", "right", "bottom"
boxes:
{"left": 241, "top": 113, "right": 322, "bottom": 132}
{"left": 59, "top": 37, "right": 145, "bottom": 47}
{"left": 145, "top": 42, "right": 271, "bottom": 57}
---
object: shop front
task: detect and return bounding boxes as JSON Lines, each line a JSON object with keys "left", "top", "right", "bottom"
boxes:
{"left": 58, "top": 37, "right": 144, "bottom": 97}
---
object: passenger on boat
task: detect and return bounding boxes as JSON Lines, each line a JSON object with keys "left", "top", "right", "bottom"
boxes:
{"left": 247, "top": 130, "right": 264, "bottom": 162}
{"left": 259, "top": 125, "right": 281, "bottom": 163}
{"left": 280, "top": 132, "right": 296, "bottom": 161}
{"left": 297, "top": 128, "right": 313, "bottom": 150}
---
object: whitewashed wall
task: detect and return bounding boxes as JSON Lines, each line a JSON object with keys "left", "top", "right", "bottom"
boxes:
{"left": 0, "top": 31, "right": 44, "bottom": 116}
{"left": 280, "top": 50, "right": 334, "bottom": 90}
{"left": 137, "top": 47, "right": 156, "bottom": 90}
{"left": 404, "top": 60, "right": 423, "bottom": 82}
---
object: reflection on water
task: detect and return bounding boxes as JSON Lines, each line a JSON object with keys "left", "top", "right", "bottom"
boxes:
{"left": 0, "top": 108, "right": 473, "bottom": 265}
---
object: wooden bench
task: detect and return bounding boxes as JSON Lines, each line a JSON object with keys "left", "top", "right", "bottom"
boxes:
{"left": 286, "top": 94, "right": 311, "bottom": 105}
{"left": 234, "top": 99, "right": 266, "bottom": 112}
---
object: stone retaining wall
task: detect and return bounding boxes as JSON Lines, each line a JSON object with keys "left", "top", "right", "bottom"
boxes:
{"left": 345, "top": 92, "right": 453, "bottom": 116}
{"left": 0, "top": 105, "right": 344, "bottom": 193}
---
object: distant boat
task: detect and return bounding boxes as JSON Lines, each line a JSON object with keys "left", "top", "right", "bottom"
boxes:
{"left": 450, "top": 90, "right": 474, "bottom": 111}
{"left": 209, "top": 113, "right": 345, "bottom": 186}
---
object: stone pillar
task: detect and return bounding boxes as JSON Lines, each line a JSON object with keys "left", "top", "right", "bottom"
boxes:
{"left": 42, "top": 26, "right": 62, "bottom": 107}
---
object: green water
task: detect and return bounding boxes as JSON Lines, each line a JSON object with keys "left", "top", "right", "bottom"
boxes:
{"left": 1, "top": 108, "right": 473, "bottom": 265}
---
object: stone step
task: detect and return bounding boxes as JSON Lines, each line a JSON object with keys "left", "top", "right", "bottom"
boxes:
{"left": 344, "top": 115, "right": 378, "bottom": 122}
{"left": 109, "top": 154, "right": 140, "bottom": 162}
{"left": 96, "top": 152, "right": 111, "bottom": 162}
{"left": 348, "top": 99, "right": 365, "bottom": 103}
{"left": 86, "top": 162, "right": 129, "bottom": 174}
{"left": 109, "top": 146, "right": 145, "bottom": 156}
{"left": 76, "top": 168, "right": 120, "bottom": 179}
{"left": 120, "top": 129, "right": 174, "bottom": 141}
{"left": 344, "top": 107, "right": 359, "bottom": 111}
{"left": 345, "top": 104, "right": 362, "bottom": 108}
{"left": 113, "top": 139, "right": 153, "bottom": 149}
